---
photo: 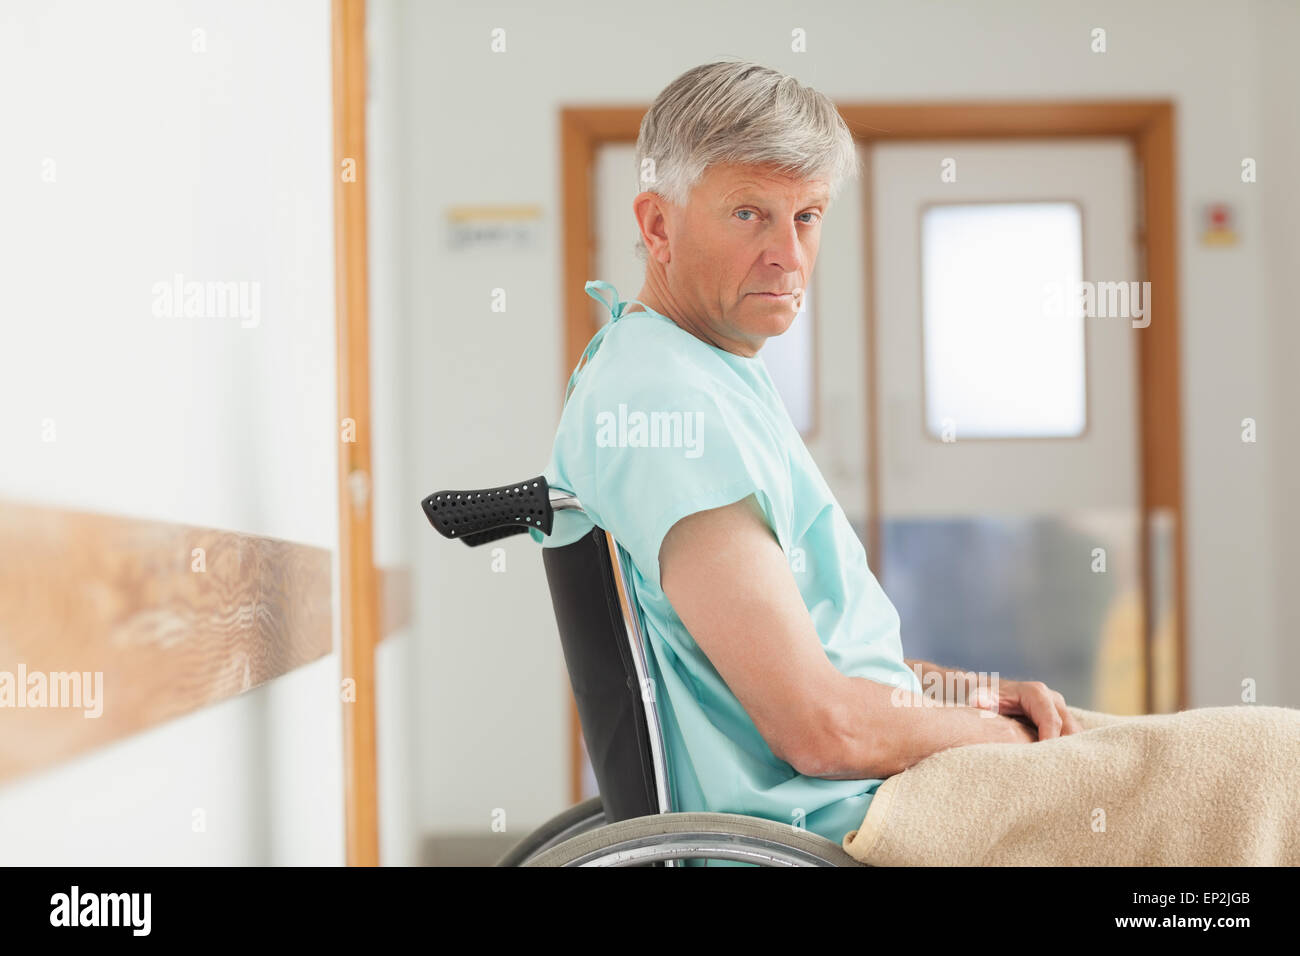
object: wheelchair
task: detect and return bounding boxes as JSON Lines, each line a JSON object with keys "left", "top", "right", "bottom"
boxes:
{"left": 421, "top": 475, "right": 865, "bottom": 867}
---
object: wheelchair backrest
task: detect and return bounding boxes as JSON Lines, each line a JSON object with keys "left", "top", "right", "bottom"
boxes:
{"left": 421, "top": 476, "right": 670, "bottom": 823}
{"left": 542, "top": 526, "right": 668, "bottom": 822}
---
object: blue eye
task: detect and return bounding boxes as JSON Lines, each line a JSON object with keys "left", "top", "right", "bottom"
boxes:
{"left": 736, "top": 209, "right": 820, "bottom": 223}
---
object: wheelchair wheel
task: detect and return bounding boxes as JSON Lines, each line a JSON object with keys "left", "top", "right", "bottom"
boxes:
{"left": 495, "top": 795, "right": 605, "bottom": 866}
{"left": 523, "top": 811, "right": 865, "bottom": 867}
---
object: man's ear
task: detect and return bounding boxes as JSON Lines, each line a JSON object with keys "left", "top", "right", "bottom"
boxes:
{"left": 632, "top": 191, "right": 672, "bottom": 264}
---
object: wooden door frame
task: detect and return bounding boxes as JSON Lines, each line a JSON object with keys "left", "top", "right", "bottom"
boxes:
{"left": 332, "top": 0, "right": 381, "bottom": 866}
{"left": 561, "top": 99, "right": 1185, "bottom": 803}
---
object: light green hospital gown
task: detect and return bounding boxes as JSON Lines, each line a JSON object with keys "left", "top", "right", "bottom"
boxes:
{"left": 530, "top": 280, "right": 922, "bottom": 864}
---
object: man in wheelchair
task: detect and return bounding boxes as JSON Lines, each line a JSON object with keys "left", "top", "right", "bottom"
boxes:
{"left": 531, "top": 59, "right": 1081, "bottom": 859}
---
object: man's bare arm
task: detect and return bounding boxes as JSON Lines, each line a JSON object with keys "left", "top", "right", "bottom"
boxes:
{"left": 903, "top": 657, "right": 991, "bottom": 706}
{"left": 815, "top": 680, "right": 1035, "bottom": 779}
{"left": 659, "top": 494, "right": 1034, "bottom": 781}
{"left": 658, "top": 493, "right": 847, "bottom": 773}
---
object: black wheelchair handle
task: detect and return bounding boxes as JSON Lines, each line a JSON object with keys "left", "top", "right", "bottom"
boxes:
{"left": 421, "top": 475, "right": 554, "bottom": 547}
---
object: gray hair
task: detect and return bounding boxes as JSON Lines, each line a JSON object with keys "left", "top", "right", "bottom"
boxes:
{"left": 632, "top": 58, "right": 860, "bottom": 261}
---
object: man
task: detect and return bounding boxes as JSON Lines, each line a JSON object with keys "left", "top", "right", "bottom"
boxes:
{"left": 534, "top": 59, "right": 1078, "bottom": 851}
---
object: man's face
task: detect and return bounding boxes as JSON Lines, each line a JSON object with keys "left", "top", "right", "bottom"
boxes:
{"left": 648, "top": 161, "right": 828, "bottom": 355}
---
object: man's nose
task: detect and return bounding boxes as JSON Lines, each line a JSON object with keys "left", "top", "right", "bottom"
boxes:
{"left": 764, "top": 219, "right": 804, "bottom": 272}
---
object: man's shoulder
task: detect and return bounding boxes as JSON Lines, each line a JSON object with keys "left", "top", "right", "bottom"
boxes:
{"left": 580, "top": 314, "right": 755, "bottom": 406}
{"left": 603, "top": 311, "right": 709, "bottom": 368}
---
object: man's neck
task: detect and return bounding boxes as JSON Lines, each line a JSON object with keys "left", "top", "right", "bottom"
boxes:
{"left": 629, "top": 282, "right": 762, "bottom": 357}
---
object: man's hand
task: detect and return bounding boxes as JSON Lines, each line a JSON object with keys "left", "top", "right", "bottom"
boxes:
{"left": 972, "top": 679, "right": 1082, "bottom": 740}
{"left": 1003, "top": 714, "right": 1038, "bottom": 744}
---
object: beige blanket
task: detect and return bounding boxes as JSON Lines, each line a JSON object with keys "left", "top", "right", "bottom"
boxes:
{"left": 841, "top": 704, "right": 1300, "bottom": 865}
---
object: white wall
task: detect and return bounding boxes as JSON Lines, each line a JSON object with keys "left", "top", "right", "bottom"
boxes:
{"left": 0, "top": 0, "right": 342, "bottom": 864}
{"left": 386, "top": 0, "right": 1298, "bottom": 841}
